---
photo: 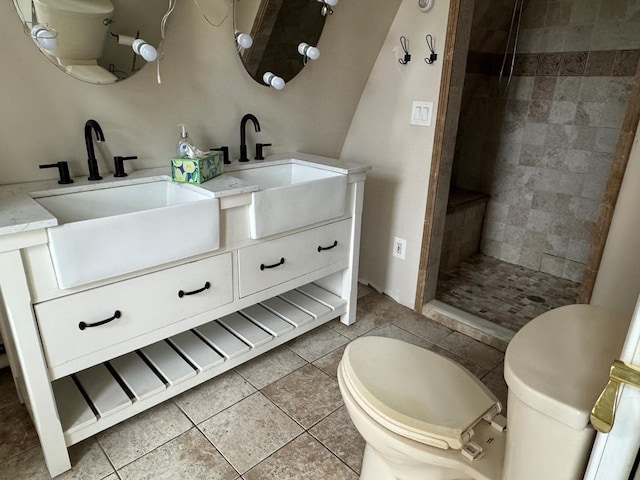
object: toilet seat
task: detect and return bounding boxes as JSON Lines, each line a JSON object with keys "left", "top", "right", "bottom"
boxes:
{"left": 341, "top": 336, "right": 501, "bottom": 450}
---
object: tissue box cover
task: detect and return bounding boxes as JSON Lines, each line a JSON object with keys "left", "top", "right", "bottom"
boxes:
{"left": 171, "top": 151, "right": 223, "bottom": 184}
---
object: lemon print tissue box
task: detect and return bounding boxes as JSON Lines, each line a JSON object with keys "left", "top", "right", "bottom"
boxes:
{"left": 171, "top": 151, "right": 223, "bottom": 184}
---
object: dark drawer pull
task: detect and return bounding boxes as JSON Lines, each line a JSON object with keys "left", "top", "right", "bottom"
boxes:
{"left": 260, "top": 257, "right": 285, "bottom": 270}
{"left": 79, "top": 310, "right": 121, "bottom": 331}
{"left": 318, "top": 240, "right": 338, "bottom": 252}
{"left": 178, "top": 281, "right": 211, "bottom": 298}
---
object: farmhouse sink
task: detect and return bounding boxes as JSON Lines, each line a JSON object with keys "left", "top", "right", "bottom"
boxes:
{"left": 32, "top": 180, "right": 220, "bottom": 288}
{"left": 227, "top": 163, "right": 347, "bottom": 238}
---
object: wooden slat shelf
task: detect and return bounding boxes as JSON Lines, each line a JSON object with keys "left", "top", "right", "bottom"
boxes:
{"left": 54, "top": 283, "right": 347, "bottom": 446}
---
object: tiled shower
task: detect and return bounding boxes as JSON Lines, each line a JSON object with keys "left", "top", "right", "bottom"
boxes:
{"left": 436, "top": 0, "right": 639, "bottom": 330}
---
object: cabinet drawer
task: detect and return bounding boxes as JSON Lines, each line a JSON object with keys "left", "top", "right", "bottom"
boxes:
{"left": 238, "top": 219, "right": 351, "bottom": 297}
{"left": 34, "top": 253, "right": 233, "bottom": 370}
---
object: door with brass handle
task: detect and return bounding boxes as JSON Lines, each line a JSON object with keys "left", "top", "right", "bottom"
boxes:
{"left": 590, "top": 360, "right": 640, "bottom": 433}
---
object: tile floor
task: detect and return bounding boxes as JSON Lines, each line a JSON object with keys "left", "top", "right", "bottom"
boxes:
{"left": 437, "top": 254, "right": 581, "bottom": 332}
{"left": 0, "top": 286, "right": 507, "bottom": 480}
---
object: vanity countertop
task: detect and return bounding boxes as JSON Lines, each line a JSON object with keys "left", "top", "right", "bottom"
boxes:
{"left": 0, "top": 153, "right": 369, "bottom": 237}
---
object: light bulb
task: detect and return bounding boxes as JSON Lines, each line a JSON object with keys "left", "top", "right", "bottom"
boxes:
{"left": 235, "top": 32, "right": 253, "bottom": 49}
{"left": 325, "top": 0, "right": 339, "bottom": 5}
{"left": 31, "top": 25, "right": 57, "bottom": 51}
{"left": 263, "top": 72, "right": 285, "bottom": 90}
{"left": 132, "top": 39, "right": 158, "bottom": 62}
{"left": 298, "top": 43, "right": 320, "bottom": 60}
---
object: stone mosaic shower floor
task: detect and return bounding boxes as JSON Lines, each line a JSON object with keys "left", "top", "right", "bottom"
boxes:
{"left": 437, "top": 254, "right": 581, "bottom": 332}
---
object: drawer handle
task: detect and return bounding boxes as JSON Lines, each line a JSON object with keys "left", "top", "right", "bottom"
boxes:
{"left": 78, "top": 310, "right": 121, "bottom": 331}
{"left": 318, "top": 240, "right": 338, "bottom": 252}
{"left": 178, "top": 281, "right": 211, "bottom": 298}
{"left": 260, "top": 257, "right": 285, "bottom": 270}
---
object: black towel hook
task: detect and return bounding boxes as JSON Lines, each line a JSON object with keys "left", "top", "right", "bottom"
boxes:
{"left": 425, "top": 34, "right": 437, "bottom": 64}
{"left": 399, "top": 36, "right": 411, "bottom": 65}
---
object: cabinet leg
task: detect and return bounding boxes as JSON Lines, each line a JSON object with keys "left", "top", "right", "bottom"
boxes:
{"left": 0, "top": 251, "right": 71, "bottom": 476}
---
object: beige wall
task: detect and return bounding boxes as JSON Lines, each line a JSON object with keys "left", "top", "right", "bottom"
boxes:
{"left": 591, "top": 124, "right": 640, "bottom": 317}
{"left": 0, "top": 0, "right": 400, "bottom": 185}
{"left": 341, "top": 0, "right": 451, "bottom": 307}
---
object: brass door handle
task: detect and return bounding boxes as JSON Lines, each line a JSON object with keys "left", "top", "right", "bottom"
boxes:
{"left": 590, "top": 360, "right": 640, "bottom": 433}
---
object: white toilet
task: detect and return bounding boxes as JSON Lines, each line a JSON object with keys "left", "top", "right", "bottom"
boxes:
{"left": 338, "top": 304, "right": 630, "bottom": 479}
{"left": 33, "top": 0, "right": 118, "bottom": 84}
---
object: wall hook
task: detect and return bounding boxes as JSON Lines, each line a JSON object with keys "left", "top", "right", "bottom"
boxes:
{"left": 424, "top": 34, "right": 437, "bottom": 64}
{"left": 398, "top": 36, "right": 411, "bottom": 65}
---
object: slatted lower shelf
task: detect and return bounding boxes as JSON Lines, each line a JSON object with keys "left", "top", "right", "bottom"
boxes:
{"left": 52, "top": 283, "right": 346, "bottom": 445}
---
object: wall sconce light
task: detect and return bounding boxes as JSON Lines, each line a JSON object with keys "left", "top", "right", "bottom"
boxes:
{"left": 298, "top": 42, "right": 320, "bottom": 64}
{"left": 317, "top": 0, "right": 338, "bottom": 16}
{"left": 263, "top": 72, "right": 285, "bottom": 90}
{"left": 235, "top": 32, "right": 253, "bottom": 49}
{"left": 31, "top": 24, "right": 58, "bottom": 51}
{"left": 115, "top": 34, "right": 158, "bottom": 62}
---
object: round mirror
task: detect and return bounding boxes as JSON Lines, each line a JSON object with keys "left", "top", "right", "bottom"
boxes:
{"left": 13, "top": 0, "right": 167, "bottom": 84}
{"left": 234, "top": 0, "right": 329, "bottom": 88}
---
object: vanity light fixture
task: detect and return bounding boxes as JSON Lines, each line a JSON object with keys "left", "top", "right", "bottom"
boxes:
{"left": 115, "top": 34, "right": 158, "bottom": 62}
{"left": 235, "top": 32, "right": 253, "bottom": 49}
{"left": 31, "top": 24, "right": 57, "bottom": 51}
{"left": 263, "top": 72, "right": 285, "bottom": 90}
{"left": 298, "top": 42, "right": 320, "bottom": 64}
{"left": 317, "top": 0, "right": 338, "bottom": 16}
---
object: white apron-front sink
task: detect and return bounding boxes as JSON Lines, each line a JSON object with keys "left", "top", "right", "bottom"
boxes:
{"left": 227, "top": 163, "right": 347, "bottom": 239}
{"left": 33, "top": 179, "right": 220, "bottom": 288}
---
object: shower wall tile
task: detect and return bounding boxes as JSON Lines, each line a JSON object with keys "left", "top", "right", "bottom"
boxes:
{"left": 540, "top": 254, "right": 566, "bottom": 276}
{"left": 563, "top": 259, "right": 585, "bottom": 282}
{"left": 537, "top": 53, "right": 563, "bottom": 75}
{"left": 585, "top": 51, "right": 615, "bottom": 75}
{"left": 559, "top": 51, "right": 588, "bottom": 75}
{"left": 546, "top": 1, "right": 573, "bottom": 27}
{"left": 532, "top": 76, "right": 557, "bottom": 99}
{"left": 553, "top": 77, "right": 582, "bottom": 101}
{"left": 528, "top": 100, "right": 551, "bottom": 121}
{"left": 523, "top": 123, "right": 548, "bottom": 145}
{"left": 549, "top": 101, "right": 578, "bottom": 124}
{"left": 574, "top": 101, "right": 604, "bottom": 125}
{"left": 562, "top": 25, "right": 594, "bottom": 51}
{"left": 452, "top": 0, "right": 636, "bottom": 283}
{"left": 594, "top": 127, "right": 620, "bottom": 152}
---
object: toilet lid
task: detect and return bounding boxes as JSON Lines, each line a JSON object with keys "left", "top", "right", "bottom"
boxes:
{"left": 341, "top": 336, "right": 500, "bottom": 450}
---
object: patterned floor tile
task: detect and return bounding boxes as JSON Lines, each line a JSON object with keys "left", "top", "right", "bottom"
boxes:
{"left": 285, "top": 325, "right": 349, "bottom": 362}
{"left": 312, "top": 345, "right": 346, "bottom": 379}
{"left": 428, "top": 345, "right": 490, "bottom": 379}
{"left": 0, "top": 368, "right": 19, "bottom": 410}
{"left": 0, "top": 401, "right": 39, "bottom": 463}
{"left": 118, "top": 428, "right": 236, "bottom": 480}
{"left": 97, "top": 401, "right": 192, "bottom": 469}
{"left": 174, "top": 370, "right": 256, "bottom": 424}
{"left": 262, "top": 364, "right": 343, "bottom": 429}
{"left": 437, "top": 332, "right": 504, "bottom": 370}
{"left": 309, "top": 406, "right": 365, "bottom": 474}
{"left": 364, "top": 323, "right": 433, "bottom": 349}
{"left": 244, "top": 433, "right": 358, "bottom": 480}
{"left": 199, "top": 392, "right": 302, "bottom": 474}
{"left": 235, "top": 346, "right": 307, "bottom": 390}
{"left": 0, "top": 439, "right": 114, "bottom": 480}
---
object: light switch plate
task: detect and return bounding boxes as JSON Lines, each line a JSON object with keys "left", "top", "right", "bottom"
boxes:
{"left": 410, "top": 101, "right": 433, "bottom": 126}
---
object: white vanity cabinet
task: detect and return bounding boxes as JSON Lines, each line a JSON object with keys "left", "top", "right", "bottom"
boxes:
{"left": 0, "top": 157, "right": 367, "bottom": 477}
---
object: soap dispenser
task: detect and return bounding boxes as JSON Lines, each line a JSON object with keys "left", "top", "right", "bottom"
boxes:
{"left": 177, "top": 124, "right": 198, "bottom": 158}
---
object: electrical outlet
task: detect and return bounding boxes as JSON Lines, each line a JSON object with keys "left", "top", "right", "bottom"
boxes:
{"left": 393, "top": 237, "right": 407, "bottom": 260}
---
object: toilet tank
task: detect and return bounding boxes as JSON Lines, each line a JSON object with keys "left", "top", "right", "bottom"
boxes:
{"left": 502, "top": 305, "right": 629, "bottom": 480}
{"left": 33, "top": 0, "right": 114, "bottom": 60}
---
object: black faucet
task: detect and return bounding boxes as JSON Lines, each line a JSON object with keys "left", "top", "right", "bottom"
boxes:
{"left": 239, "top": 113, "right": 260, "bottom": 162}
{"left": 85, "top": 119, "right": 105, "bottom": 180}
